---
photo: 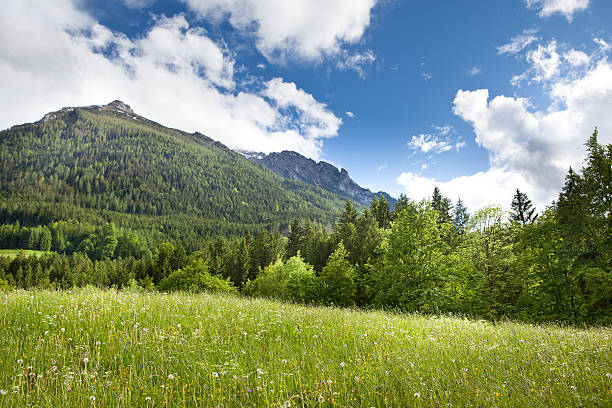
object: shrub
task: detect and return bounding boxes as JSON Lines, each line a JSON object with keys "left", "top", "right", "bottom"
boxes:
{"left": 158, "top": 259, "right": 236, "bottom": 293}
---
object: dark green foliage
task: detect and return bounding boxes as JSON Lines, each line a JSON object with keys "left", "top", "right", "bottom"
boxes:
{"left": 431, "top": 187, "right": 453, "bottom": 225}
{"left": 510, "top": 189, "right": 538, "bottom": 225}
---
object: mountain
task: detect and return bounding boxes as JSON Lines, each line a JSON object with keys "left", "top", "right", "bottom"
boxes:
{"left": 240, "top": 150, "right": 396, "bottom": 207}
{"left": 0, "top": 101, "right": 347, "bottom": 248}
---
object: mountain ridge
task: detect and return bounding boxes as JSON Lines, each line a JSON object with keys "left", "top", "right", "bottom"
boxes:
{"left": 240, "top": 150, "right": 396, "bottom": 207}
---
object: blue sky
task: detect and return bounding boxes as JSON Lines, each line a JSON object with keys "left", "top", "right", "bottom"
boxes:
{"left": 1, "top": 0, "right": 611, "bottom": 211}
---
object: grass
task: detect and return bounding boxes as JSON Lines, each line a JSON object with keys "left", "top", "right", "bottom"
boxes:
{"left": 0, "top": 289, "right": 610, "bottom": 407}
{"left": 0, "top": 250, "right": 52, "bottom": 259}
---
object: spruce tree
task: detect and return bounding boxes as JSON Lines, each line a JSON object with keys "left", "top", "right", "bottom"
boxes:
{"left": 510, "top": 189, "right": 538, "bottom": 225}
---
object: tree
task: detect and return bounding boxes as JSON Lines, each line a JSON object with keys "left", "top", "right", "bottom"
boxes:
{"left": 320, "top": 243, "right": 356, "bottom": 306}
{"left": 286, "top": 218, "right": 303, "bottom": 258}
{"left": 431, "top": 187, "right": 452, "bottom": 224}
{"left": 452, "top": 198, "right": 470, "bottom": 235}
{"left": 371, "top": 195, "right": 391, "bottom": 229}
{"left": 510, "top": 189, "right": 538, "bottom": 225}
{"left": 372, "top": 201, "right": 449, "bottom": 312}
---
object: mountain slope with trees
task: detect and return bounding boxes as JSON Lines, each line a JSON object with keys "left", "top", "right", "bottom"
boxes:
{"left": 0, "top": 101, "right": 346, "bottom": 248}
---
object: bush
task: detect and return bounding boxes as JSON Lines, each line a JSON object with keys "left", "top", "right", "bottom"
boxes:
{"left": 243, "top": 255, "right": 321, "bottom": 303}
{"left": 158, "top": 259, "right": 237, "bottom": 294}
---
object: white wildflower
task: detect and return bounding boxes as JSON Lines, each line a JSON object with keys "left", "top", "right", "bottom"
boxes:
{"left": 168, "top": 374, "right": 174, "bottom": 380}
{"left": 212, "top": 372, "right": 219, "bottom": 378}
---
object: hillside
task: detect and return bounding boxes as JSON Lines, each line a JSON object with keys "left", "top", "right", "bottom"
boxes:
{"left": 0, "top": 101, "right": 346, "bottom": 246}
{"left": 1, "top": 289, "right": 609, "bottom": 407}
{"left": 241, "top": 150, "right": 396, "bottom": 207}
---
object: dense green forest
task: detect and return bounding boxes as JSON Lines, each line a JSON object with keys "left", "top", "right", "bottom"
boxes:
{"left": 0, "top": 103, "right": 609, "bottom": 325}
{"left": 0, "top": 103, "right": 346, "bottom": 249}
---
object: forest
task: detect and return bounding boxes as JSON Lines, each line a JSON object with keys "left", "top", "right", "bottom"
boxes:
{"left": 0, "top": 129, "right": 609, "bottom": 325}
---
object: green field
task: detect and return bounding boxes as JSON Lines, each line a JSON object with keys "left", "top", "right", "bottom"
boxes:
{"left": 0, "top": 289, "right": 610, "bottom": 407}
{"left": 0, "top": 250, "right": 52, "bottom": 259}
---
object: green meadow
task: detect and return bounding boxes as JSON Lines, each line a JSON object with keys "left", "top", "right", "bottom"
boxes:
{"left": 0, "top": 250, "right": 52, "bottom": 259}
{"left": 0, "top": 289, "right": 610, "bottom": 407}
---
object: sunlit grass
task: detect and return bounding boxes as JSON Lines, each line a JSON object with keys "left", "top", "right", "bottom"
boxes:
{"left": 0, "top": 288, "right": 610, "bottom": 407}
{"left": 0, "top": 250, "right": 52, "bottom": 259}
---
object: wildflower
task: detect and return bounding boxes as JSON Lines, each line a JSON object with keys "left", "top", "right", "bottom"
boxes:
{"left": 83, "top": 358, "right": 89, "bottom": 364}
{"left": 95, "top": 341, "right": 101, "bottom": 347}
{"left": 0, "top": 390, "right": 6, "bottom": 395}
{"left": 281, "top": 359, "right": 287, "bottom": 364}
{"left": 168, "top": 374, "right": 174, "bottom": 380}
{"left": 212, "top": 372, "right": 219, "bottom": 378}
{"left": 61, "top": 328, "right": 65, "bottom": 332}
{"left": 414, "top": 392, "right": 420, "bottom": 398}
{"left": 145, "top": 397, "right": 151, "bottom": 401}
{"left": 17, "top": 359, "right": 23, "bottom": 364}
{"left": 318, "top": 396, "right": 325, "bottom": 402}
{"left": 89, "top": 396, "right": 96, "bottom": 402}
{"left": 607, "top": 373, "right": 612, "bottom": 379}
{"left": 257, "top": 386, "right": 262, "bottom": 391}
{"left": 340, "top": 362, "right": 345, "bottom": 367}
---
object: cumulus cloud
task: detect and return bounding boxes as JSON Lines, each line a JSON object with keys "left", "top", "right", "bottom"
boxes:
{"left": 182, "top": 0, "right": 377, "bottom": 62}
{"left": 399, "top": 33, "right": 612, "bottom": 211}
{"left": 525, "top": 0, "right": 590, "bottom": 22}
{"left": 497, "top": 29, "right": 540, "bottom": 55}
{"left": 398, "top": 60, "right": 612, "bottom": 211}
{"left": 345, "top": 111, "right": 355, "bottom": 118}
{"left": 397, "top": 169, "right": 531, "bottom": 212}
{"left": 0, "top": 0, "right": 342, "bottom": 159}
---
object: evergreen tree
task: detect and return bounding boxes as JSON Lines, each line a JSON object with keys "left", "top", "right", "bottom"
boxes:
{"left": 431, "top": 187, "right": 452, "bottom": 224}
{"left": 452, "top": 198, "right": 470, "bottom": 235}
{"left": 286, "top": 218, "right": 303, "bottom": 258}
{"left": 510, "top": 189, "right": 538, "bottom": 225}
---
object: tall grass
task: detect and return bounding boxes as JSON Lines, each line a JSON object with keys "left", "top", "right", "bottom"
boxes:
{"left": 0, "top": 288, "right": 610, "bottom": 407}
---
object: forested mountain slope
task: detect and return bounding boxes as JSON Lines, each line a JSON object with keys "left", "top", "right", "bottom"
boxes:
{"left": 0, "top": 101, "right": 345, "bottom": 246}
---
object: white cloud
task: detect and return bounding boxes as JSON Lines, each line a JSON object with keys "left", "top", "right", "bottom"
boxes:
{"left": 527, "top": 40, "right": 561, "bottom": 82}
{"left": 0, "top": 0, "right": 341, "bottom": 159}
{"left": 124, "top": 0, "right": 154, "bottom": 8}
{"left": 377, "top": 163, "right": 387, "bottom": 171}
{"left": 434, "top": 125, "right": 453, "bottom": 136}
{"left": 345, "top": 111, "right": 355, "bottom": 118}
{"left": 183, "top": 0, "right": 377, "bottom": 62}
{"left": 421, "top": 72, "right": 432, "bottom": 81}
{"left": 467, "top": 66, "right": 481, "bottom": 76}
{"left": 594, "top": 38, "right": 611, "bottom": 53}
{"left": 397, "top": 169, "right": 530, "bottom": 212}
{"left": 262, "top": 77, "right": 341, "bottom": 141}
{"left": 336, "top": 49, "right": 376, "bottom": 78}
{"left": 408, "top": 125, "right": 463, "bottom": 155}
{"left": 564, "top": 49, "right": 590, "bottom": 66}
{"left": 497, "top": 29, "right": 539, "bottom": 55}
{"left": 525, "top": 0, "right": 590, "bottom": 22}
{"left": 408, "top": 134, "right": 453, "bottom": 154}
{"left": 399, "top": 35, "right": 612, "bottom": 212}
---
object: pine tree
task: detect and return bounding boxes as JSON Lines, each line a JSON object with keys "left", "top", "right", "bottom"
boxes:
{"left": 510, "top": 189, "right": 538, "bottom": 225}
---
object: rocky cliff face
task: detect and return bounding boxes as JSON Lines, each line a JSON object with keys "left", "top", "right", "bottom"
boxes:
{"left": 242, "top": 150, "right": 396, "bottom": 207}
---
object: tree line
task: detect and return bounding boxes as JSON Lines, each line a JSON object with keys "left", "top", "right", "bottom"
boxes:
{"left": 0, "top": 130, "right": 609, "bottom": 325}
